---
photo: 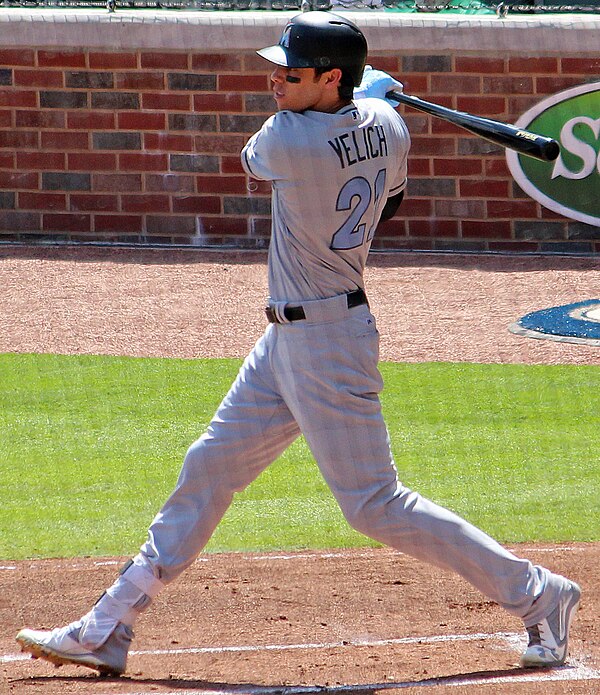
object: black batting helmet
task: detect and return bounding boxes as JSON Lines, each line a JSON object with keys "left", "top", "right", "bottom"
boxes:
{"left": 257, "top": 11, "right": 368, "bottom": 88}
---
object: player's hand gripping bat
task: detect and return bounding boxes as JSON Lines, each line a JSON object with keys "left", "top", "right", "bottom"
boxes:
{"left": 385, "top": 90, "right": 559, "bottom": 162}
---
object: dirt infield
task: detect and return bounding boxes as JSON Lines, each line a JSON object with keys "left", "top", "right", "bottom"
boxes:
{"left": 1, "top": 246, "right": 599, "bottom": 694}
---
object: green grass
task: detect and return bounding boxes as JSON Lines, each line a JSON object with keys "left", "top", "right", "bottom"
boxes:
{"left": 1, "top": 353, "right": 598, "bottom": 560}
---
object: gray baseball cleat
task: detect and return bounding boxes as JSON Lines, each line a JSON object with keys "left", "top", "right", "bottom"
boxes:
{"left": 16, "top": 620, "right": 132, "bottom": 677}
{"left": 520, "top": 578, "right": 581, "bottom": 668}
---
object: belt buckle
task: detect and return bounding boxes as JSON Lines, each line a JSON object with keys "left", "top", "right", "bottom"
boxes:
{"left": 265, "top": 306, "right": 278, "bottom": 323}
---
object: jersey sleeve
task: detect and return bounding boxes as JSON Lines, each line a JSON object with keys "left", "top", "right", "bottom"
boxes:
{"left": 241, "top": 114, "right": 290, "bottom": 183}
{"left": 387, "top": 113, "right": 410, "bottom": 197}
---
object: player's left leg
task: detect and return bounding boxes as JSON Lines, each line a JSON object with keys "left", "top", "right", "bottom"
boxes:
{"left": 17, "top": 327, "right": 302, "bottom": 676}
{"left": 274, "top": 303, "right": 580, "bottom": 667}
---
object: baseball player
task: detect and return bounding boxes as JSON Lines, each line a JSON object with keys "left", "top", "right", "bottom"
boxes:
{"left": 17, "top": 10, "right": 580, "bottom": 678}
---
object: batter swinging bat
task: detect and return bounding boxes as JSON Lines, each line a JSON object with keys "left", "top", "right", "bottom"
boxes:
{"left": 386, "top": 90, "right": 560, "bottom": 162}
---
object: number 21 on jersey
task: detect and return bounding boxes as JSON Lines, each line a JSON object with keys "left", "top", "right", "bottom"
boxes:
{"left": 330, "top": 168, "right": 387, "bottom": 250}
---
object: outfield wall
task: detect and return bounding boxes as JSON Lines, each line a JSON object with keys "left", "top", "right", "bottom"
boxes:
{"left": 0, "top": 10, "right": 598, "bottom": 252}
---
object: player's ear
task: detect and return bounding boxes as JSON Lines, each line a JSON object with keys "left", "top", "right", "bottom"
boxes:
{"left": 324, "top": 68, "right": 343, "bottom": 88}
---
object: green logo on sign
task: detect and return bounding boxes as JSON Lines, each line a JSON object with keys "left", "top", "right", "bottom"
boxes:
{"left": 506, "top": 82, "right": 600, "bottom": 227}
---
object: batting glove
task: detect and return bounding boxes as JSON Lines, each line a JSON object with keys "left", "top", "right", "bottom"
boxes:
{"left": 353, "top": 66, "right": 404, "bottom": 107}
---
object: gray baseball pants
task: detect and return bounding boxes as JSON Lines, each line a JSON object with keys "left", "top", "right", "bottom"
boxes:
{"left": 139, "top": 295, "right": 559, "bottom": 625}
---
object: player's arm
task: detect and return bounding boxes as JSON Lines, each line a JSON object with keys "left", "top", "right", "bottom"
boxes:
{"left": 380, "top": 190, "right": 404, "bottom": 221}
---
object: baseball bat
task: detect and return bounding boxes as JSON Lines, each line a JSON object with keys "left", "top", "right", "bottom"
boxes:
{"left": 386, "top": 90, "right": 560, "bottom": 162}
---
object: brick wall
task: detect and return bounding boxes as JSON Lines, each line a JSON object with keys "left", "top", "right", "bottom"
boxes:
{"left": 0, "top": 42, "right": 598, "bottom": 252}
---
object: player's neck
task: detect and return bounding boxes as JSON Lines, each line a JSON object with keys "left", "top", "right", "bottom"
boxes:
{"left": 318, "top": 97, "right": 352, "bottom": 114}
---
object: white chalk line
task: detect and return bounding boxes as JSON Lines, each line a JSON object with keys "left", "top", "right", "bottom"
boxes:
{"left": 0, "top": 631, "right": 518, "bottom": 664}
{"left": 5, "top": 632, "right": 600, "bottom": 691}
{"left": 0, "top": 545, "right": 587, "bottom": 573}
{"left": 3, "top": 631, "right": 519, "bottom": 665}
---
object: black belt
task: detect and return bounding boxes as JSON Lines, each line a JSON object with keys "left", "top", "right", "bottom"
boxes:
{"left": 265, "top": 288, "right": 368, "bottom": 324}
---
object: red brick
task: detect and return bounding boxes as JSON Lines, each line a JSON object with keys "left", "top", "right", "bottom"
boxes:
{"left": 244, "top": 54, "right": 276, "bottom": 73}
{"left": 366, "top": 56, "right": 401, "bottom": 73}
{"left": 0, "top": 171, "right": 38, "bottom": 188}
{"left": 19, "top": 192, "right": 66, "bottom": 211}
{"left": 119, "top": 153, "right": 168, "bottom": 171}
{"left": 194, "top": 93, "right": 243, "bottom": 112}
{"left": 487, "top": 200, "right": 538, "bottom": 218}
{"left": 143, "top": 132, "right": 193, "bottom": 152}
{"left": 41, "top": 131, "right": 89, "bottom": 150}
{"left": 94, "top": 214, "right": 143, "bottom": 232}
{"left": 372, "top": 218, "right": 406, "bottom": 238}
{"left": 38, "top": 50, "right": 87, "bottom": 68}
{"left": 0, "top": 111, "right": 11, "bottom": 128}
{"left": 456, "top": 96, "right": 506, "bottom": 117}
{"left": 14, "top": 70, "right": 63, "bottom": 88}
{"left": 118, "top": 112, "right": 166, "bottom": 130}
{"left": 219, "top": 75, "right": 269, "bottom": 92}
{"left": 201, "top": 216, "right": 248, "bottom": 236}
{"left": 536, "top": 77, "right": 582, "bottom": 95}
{"left": 408, "top": 219, "right": 460, "bottom": 237}
{"left": 17, "top": 152, "right": 66, "bottom": 169}
{"left": 140, "top": 52, "right": 188, "bottom": 70}
{"left": 195, "top": 134, "right": 248, "bottom": 155}
{"left": 459, "top": 179, "right": 509, "bottom": 198}
{"left": 0, "top": 90, "right": 36, "bottom": 108}
{"left": 561, "top": 57, "right": 600, "bottom": 74}
{"left": 196, "top": 175, "right": 248, "bottom": 194}
{"left": 455, "top": 57, "right": 506, "bottom": 74}
{"left": 0, "top": 49, "right": 35, "bottom": 66}
{"left": 121, "top": 194, "right": 170, "bottom": 213}
{"left": 509, "top": 57, "right": 558, "bottom": 74}
{"left": 0, "top": 152, "right": 13, "bottom": 167}
{"left": 16, "top": 110, "right": 65, "bottom": 128}
{"left": 221, "top": 155, "right": 244, "bottom": 174}
{"left": 406, "top": 158, "right": 431, "bottom": 176}
{"left": 145, "top": 173, "right": 195, "bottom": 193}
{"left": 116, "top": 72, "right": 165, "bottom": 90}
{"left": 89, "top": 52, "right": 137, "bottom": 69}
{"left": 146, "top": 215, "right": 196, "bottom": 234}
{"left": 67, "top": 111, "right": 115, "bottom": 129}
{"left": 435, "top": 199, "right": 485, "bottom": 218}
{"left": 70, "top": 194, "right": 119, "bottom": 212}
{"left": 172, "top": 195, "right": 221, "bottom": 214}
{"left": 0, "top": 131, "right": 38, "bottom": 148}
{"left": 43, "top": 213, "right": 91, "bottom": 232}
{"left": 141, "top": 93, "right": 191, "bottom": 111}
{"left": 193, "top": 54, "right": 242, "bottom": 71}
{"left": 400, "top": 75, "right": 428, "bottom": 95}
{"left": 410, "top": 136, "right": 456, "bottom": 157}
{"left": 434, "top": 158, "right": 482, "bottom": 176}
{"left": 485, "top": 159, "right": 510, "bottom": 177}
{"left": 462, "top": 220, "right": 512, "bottom": 239}
{"left": 93, "top": 173, "right": 142, "bottom": 192}
{"left": 431, "top": 74, "right": 481, "bottom": 95}
{"left": 482, "top": 76, "right": 533, "bottom": 96}
{"left": 68, "top": 153, "right": 117, "bottom": 171}
{"left": 401, "top": 199, "right": 434, "bottom": 218}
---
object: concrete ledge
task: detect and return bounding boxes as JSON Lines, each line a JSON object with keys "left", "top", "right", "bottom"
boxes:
{"left": 0, "top": 8, "right": 598, "bottom": 55}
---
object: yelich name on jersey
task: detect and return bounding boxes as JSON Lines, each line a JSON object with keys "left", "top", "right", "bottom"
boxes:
{"left": 328, "top": 124, "right": 388, "bottom": 170}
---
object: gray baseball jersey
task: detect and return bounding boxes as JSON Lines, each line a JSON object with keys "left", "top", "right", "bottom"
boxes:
{"left": 241, "top": 98, "right": 408, "bottom": 302}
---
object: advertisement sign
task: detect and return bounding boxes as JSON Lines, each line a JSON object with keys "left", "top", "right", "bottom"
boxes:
{"left": 506, "top": 82, "right": 600, "bottom": 227}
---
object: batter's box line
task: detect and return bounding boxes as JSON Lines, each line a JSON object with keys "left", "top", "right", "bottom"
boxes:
{"left": 5, "top": 633, "right": 599, "bottom": 692}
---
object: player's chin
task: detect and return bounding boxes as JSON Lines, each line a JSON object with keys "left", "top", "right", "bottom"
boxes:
{"left": 274, "top": 95, "right": 287, "bottom": 111}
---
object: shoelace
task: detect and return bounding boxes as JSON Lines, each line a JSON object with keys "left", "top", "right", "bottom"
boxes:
{"left": 526, "top": 624, "right": 542, "bottom": 647}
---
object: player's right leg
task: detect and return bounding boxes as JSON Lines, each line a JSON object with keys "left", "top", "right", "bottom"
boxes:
{"left": 17, "top": 327, "right": 300, "bottom": 676}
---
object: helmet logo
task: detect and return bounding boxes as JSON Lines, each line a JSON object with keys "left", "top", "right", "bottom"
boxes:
{"left": 280, "top": 25, "right": 292, "bottom": 48}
